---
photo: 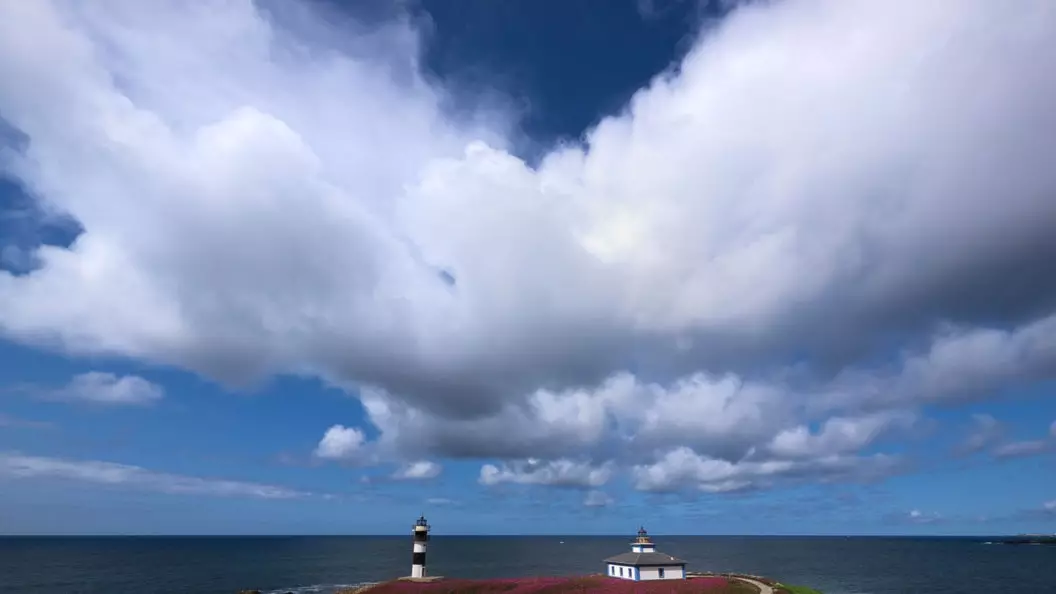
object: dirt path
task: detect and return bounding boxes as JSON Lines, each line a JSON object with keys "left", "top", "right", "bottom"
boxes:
{"left": 731, "top": 576, "right": 776, "bottom": 594}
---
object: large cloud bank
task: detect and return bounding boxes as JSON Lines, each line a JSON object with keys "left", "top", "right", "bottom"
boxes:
{"left": 1, "top": 0, "right": 1055, "bottom": 494}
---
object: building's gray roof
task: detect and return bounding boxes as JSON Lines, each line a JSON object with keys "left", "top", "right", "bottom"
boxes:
{"left": 604, "top": 551, "right": 686, "bottom": 566}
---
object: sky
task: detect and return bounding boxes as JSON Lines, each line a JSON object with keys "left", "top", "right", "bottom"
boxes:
{"left": 0, "top": 0, "right": 1055, "bottom": 536}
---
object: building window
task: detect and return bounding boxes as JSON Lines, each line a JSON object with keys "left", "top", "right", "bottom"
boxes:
{"left": 619, "top": 567, "right": 624, "bottom": 577}
{"left": 658, "top": 568, "right": 665, "bottom": 579}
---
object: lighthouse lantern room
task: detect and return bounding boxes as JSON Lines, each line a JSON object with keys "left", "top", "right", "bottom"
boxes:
{"left": 632, "top": 527, "right": 655, "bottom": 553}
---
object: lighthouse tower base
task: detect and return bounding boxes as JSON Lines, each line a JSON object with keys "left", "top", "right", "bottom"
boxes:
{"left": 398, "top": 576, "right": 445, "bottom": 583}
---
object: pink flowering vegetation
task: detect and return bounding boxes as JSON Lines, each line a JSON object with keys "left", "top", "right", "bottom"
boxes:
{"left": 351, "top": 575, "right": 757, "bottom": 594}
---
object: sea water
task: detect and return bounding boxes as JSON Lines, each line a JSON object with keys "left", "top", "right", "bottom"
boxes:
{"left": 0, "top": 536, "right": 1052, "bottom": 594}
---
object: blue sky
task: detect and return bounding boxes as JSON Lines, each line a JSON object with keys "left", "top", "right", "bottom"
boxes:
{"left": 1, "top": 0, "right": 1055, "bottom": 536}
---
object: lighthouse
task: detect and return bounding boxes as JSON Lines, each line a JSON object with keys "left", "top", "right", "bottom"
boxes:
{"left": 411, "top": 514, "right": 430, "bottom": 578}
{"left": 604, "top": 526, "right": 686, "bottom": 581}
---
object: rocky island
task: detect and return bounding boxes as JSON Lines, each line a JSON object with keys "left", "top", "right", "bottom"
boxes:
{"left": 334, "top": 573, "right": 821, "bottom": 593}
{"left": 240, "top": 519, "right": 824, "bottom": 594}
{"left": 239, "top": 576, "right": 823, "bottom": 594}
{"left": 990, "top": 534, "right": 1056, "bottom": 545}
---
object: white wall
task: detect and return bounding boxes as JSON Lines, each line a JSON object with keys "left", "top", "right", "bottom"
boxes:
{"left": 638, "top": 566, "right": 684, "bottom": 580}
{"left": 608, "top": 564, "right": 635, "bottom": 580}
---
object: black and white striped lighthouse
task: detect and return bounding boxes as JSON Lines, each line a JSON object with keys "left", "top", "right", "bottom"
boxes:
{"left": 411, "top": 514, "right": 430, "bottom": 578}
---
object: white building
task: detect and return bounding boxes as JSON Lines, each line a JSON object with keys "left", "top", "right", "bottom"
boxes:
{"left": 604, "top": 527, "right": 686, "bottom": 581}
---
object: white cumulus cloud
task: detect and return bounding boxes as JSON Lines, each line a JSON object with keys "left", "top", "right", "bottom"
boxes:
{"left": 0, "top": 452, "right": 312, "bottom": 499}
{"left": 768, "top": 411, "right": 916, "bottom": 459}
{"left": 993, "top": 440, "right": 1051, "bottom": 459}
{"left": 34, "top": 372, "right": 164, "bottom": 406}
{"left": 314, "top": 425, "right": 366, "bottom": 461}
{"left": 480, "top": 459, "right": 614, "bottom": 489}
{"left": 584, "top": 490, "right": 614, "bottom": 508}
{"left": 392, "top": 460, "right": 442, "bottom": 480}
{"left": 1, "top": 0, "right": 1056, "bottom": 495}
{"left": 632, "top": 446, "right": 902, "bottom": 493}
{"left": 905, "top": 509, "right": 943, "bottom": 524}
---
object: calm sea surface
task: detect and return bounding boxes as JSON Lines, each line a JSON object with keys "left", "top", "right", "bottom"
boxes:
{"left": 0, "top": 536, "right": 1052, "bottom": 594}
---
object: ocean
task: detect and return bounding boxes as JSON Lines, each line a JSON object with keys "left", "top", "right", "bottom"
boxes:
{"left": 0, "top": 536, "right": 1053, "bottom": 594}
